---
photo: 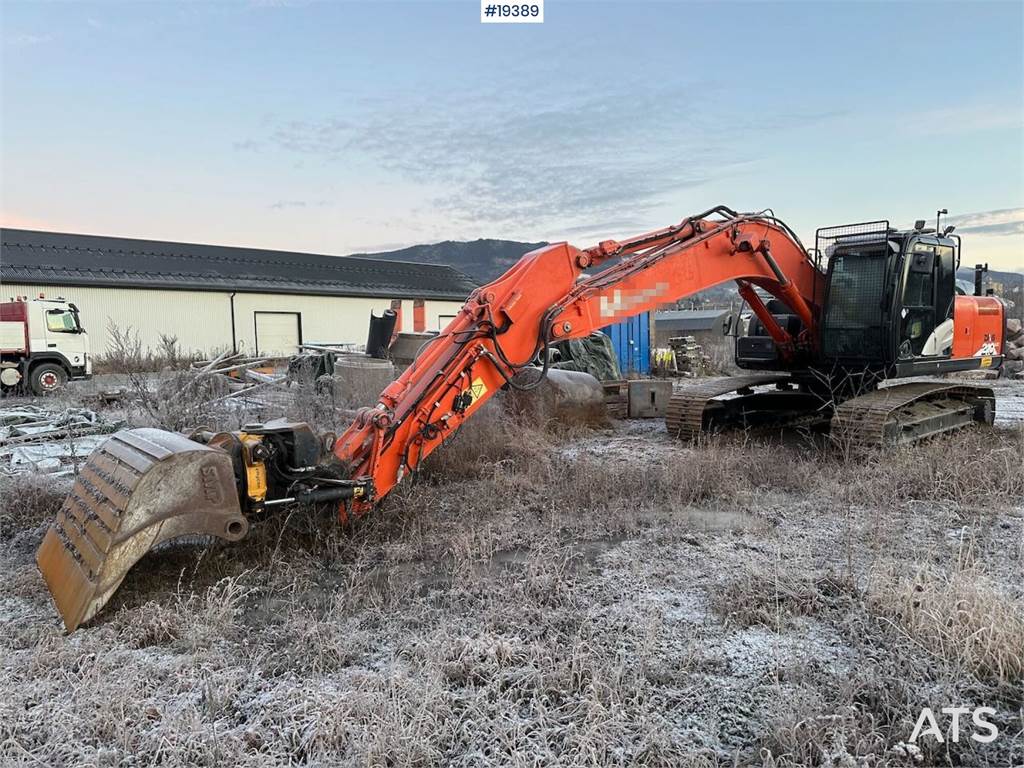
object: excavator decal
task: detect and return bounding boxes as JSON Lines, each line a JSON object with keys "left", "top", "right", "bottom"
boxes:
{"left": 466, "top": 377, "right": 488, "bottom": 406}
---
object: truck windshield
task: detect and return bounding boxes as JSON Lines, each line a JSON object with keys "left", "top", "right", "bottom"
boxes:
{"left": 45, "top": 310, "right": 80, "bottom": 333}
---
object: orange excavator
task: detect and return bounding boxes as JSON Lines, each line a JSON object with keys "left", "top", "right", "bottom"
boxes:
{"left": 38, "top": 206, "right": 1007, "bottom": 631}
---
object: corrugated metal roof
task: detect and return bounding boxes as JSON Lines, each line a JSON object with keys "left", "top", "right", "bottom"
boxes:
{"left": 655, "top": 309, "right": 731, "bottom": 331}
{"left": 0, "top": 228, "right": 479, "bottom": 300}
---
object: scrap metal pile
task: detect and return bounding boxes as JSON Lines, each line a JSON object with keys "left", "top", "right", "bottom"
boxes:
{"left": 0, "top": 405, "right": 122, "bottom": 476}
{"left": 108, "top": 351, "right": 292, "bottom": 415}
{"left": 185, "top": 351, "right": 289, "bottom": 407}
{"left": 652, "top": 336, "right": 711, "bottom": 377}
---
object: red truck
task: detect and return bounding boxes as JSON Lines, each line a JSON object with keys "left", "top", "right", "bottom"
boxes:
{"left": 0, "top": 296, "right": 92, "bottom": 395}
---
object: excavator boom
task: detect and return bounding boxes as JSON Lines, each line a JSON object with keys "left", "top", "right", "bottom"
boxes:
{"left": 333, "top": 206, "right": 822, "bottom": 513}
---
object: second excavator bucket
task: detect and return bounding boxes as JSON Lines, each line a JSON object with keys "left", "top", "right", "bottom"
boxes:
{"left": 36, "top": 428, "right": 249, "bottom": 632}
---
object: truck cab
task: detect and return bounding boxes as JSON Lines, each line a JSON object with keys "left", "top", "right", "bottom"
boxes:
{"left": 1, "top": 296, "right": 91, "bottom": 394}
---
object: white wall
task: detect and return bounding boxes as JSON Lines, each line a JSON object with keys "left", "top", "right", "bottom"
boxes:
{"left": 2, "top": 284, "right": 233, "bottom": 356}
{"left": 2, "top": 283, "right": 466, "bottom": 358}
{"left": 229, "top": 293, "right": 465, "bottom": 353}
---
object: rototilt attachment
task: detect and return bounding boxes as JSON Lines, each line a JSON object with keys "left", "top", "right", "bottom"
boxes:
{"left": 36, "top": 423, "right": 370, "bottom": 632}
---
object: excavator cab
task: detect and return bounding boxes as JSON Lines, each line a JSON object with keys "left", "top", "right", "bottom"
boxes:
{"left": 815, "top": 221, "right": 998, "bottom": 375}
{"left": 733, "top": 219, "right": 1002, "bottom": 379}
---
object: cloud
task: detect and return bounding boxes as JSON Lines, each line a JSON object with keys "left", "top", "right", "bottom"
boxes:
{"left": 250, "top": 83, "right": 836, "bottom": 233}
{"left": 895, "top": 105, "right": 1024, "bottom": 138}
{"left": 269, "top": 199, "right": 330, "bottom": 210}
{"left": 947, "top": 208, "right": 1024, "bottom": 237}
{"left": 5, "top": 33, "right": 53, "bottom": 47}
{"left": 347, "top": 240, "right": 424, "bottom": 254}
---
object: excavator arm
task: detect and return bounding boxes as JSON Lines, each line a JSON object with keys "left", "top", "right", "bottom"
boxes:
{"left": 333, "top": 206, "right": 823, "bottom": 514}
{"left": 38, "top": 206, "right": 824, "bottom": 631}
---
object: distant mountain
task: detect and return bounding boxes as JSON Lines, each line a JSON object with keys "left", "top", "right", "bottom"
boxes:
{"left": 355, "top": 239, "right": 548, "bottom": 284}
{"left": 956, "top": 267, "right": 1024, "bottom": 287}
{"left": 357, "top": 237, "right": 741, "bottom": 309}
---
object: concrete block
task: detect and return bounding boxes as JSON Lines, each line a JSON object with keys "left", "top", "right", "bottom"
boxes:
{"left": 627, "top": 379, "right": 673, "bottom": 419}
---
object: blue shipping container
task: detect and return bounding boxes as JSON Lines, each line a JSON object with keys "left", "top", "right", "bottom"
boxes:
{"left": 601, "top": 312, "right": 650, "bottom": 375}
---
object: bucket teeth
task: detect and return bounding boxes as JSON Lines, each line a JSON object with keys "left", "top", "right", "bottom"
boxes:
{"left": 36, "top": 428, "right": 248, "bottom": 632}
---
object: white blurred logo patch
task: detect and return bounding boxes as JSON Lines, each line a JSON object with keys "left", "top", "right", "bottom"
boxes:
{"left": 599, "top": 282, "right": 670, "bottom": 319}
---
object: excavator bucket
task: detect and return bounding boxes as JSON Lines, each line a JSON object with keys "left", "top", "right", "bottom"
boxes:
{"left": 36, "top": 428, "right": 249, "bottom": 632}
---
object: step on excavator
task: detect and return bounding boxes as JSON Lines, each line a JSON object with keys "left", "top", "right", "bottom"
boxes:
{"left": 37, "top": 206, "right": 1007, "bottom": 631}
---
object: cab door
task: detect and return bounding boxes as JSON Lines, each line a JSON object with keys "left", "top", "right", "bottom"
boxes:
{"left": 42, "top": 306, "right": 88, "bottom": 371}
{"left": 896, "top": 240, "right": 955, "bottom": 359}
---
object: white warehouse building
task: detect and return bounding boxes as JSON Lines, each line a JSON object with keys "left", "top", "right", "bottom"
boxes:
{"left": 0, "top": 229, "right": 478, "bottom": 359}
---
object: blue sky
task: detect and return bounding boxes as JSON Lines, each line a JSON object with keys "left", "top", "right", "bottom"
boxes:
{"left": 2, "top": 0, "right": 1022, "bottom": 269}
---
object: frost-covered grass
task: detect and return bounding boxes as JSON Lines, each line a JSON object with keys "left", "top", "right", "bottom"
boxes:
{"left": 1, "top": 398, "right": 1022, "bottom": 767}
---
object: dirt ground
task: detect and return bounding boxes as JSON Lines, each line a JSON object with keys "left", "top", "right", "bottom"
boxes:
{"left": 1, "top": 378, "right": 1022, "bottom": 767}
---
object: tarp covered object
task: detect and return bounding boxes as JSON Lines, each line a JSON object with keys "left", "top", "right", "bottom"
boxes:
{"left": 550, "top": 332, "right": 622, "bottom": 382}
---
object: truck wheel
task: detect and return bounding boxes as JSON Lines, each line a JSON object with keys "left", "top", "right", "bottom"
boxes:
{"left": 30, "top": 363, "right": 68, "bottom": 395}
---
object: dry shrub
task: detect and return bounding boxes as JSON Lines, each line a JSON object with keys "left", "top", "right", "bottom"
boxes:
{"left": 148, "top": 370, "right": 238, "bottom": 431}
{"left": 0, "top": 474, "right": 69, "bottom": 541}
{"left": 95, "top": 323, "right": 200, "bottom": 374}
{"left": 829, "top": 426, "right": 1024, "bottom": 509}
{"left": 117, "top": 574, "right": 252, "bottom": 651}
{"left": 758, "top": 696, "right": 885, "bottom": 768}
{"left": 285, "top": 376, "right": 359, "bottom": 435}
{"left": 527, "top": 438, "right": 814, "bottom": 517}
{"left": 424, "top": 415, "right": 1024, "bottom": 518}
{"left": 417, "top": 399, "right": 554, "bottom": 482}
{"left": 99, "top": 323, "right": 246, "bottom": 431}
{"left": 710, "top": 569, "right": 849, "bottom": 630}
{"left": 868, "top": 566, "right": 1024, "bottom": 685}
{"left": 388, "top": 423, "right": 825, "bottom": 551}
{"left": 331, "top": 367, "right": 393, "bottom": 411}
{"left": 504, "top": 372, "right": 610, "bottom": 430}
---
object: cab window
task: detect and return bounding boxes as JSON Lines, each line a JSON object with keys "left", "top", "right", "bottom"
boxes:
{"left": 904, "top": 268, "right": 933, "bottom": 307}
{"left": 934, "top": 244, "right": 955, "bottom": 319}
{"left": 45, "top": 310, "right": 78, "bottom": 333}
{"left": 900, "top": 241, "right": 956, "bottom": 358}
{"left": 899, "top": 245, "right": 937, "bottom": 356}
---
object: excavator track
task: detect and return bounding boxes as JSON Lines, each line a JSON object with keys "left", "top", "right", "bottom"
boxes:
{"left": 831, "top": 381, "right": 995, "bottom": 448}
{"left": 666, "top": 374, "right": 803, "bottom": 439}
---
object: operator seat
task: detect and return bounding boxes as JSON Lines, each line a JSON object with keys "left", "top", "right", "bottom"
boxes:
{"left": 921, "top": 317, "right": 954, "bottom": 356}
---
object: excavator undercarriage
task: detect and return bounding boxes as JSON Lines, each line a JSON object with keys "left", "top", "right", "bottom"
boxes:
{"left": 35, "top": 205, "right": 1007, "bottom": 631}
{"left": 665, "top": 376, "right": 995, "bottom": 446}
{"left": 831, "top": 381, "right": 995, "bottom": 447}
{"left": 665, "top": 374, "right": 813, "bottom": 439}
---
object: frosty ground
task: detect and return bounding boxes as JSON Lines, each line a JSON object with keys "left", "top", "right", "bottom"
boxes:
{"left": 0, "top": 379, "right": 1022, "bottom": 767}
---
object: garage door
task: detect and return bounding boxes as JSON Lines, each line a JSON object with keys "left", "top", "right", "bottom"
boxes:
{"left": 254, "top": 312, "right": 300, "bottom": 356}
